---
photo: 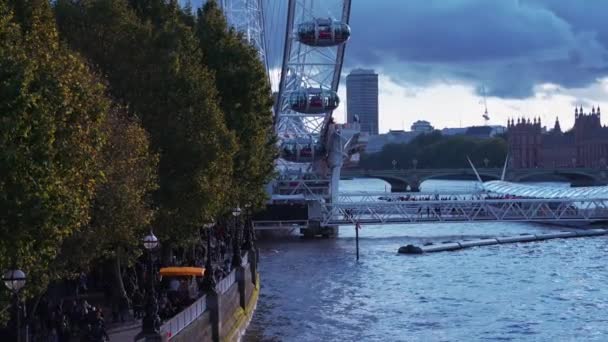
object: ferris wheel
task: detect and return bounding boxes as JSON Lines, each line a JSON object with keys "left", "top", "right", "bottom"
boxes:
{"left": 221, "top": 0, "right": 353, "bottom": 202}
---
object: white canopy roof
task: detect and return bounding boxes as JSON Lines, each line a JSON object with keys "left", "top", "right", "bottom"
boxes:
{"left": 483, "top": 181, "right": 608, "bottom": 199}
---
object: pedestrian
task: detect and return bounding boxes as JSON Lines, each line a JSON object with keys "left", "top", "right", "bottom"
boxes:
{"left": 119, "top": 295, "right": 130, "bottom": 322}
{"left": 132, "top": 290, "right": 143, "bottom": 319}
{"left": 58, "top": 314, "right": 71, "bottom": 342}
{"left": 48, "top": 327, "right": 59, "bottom": 342}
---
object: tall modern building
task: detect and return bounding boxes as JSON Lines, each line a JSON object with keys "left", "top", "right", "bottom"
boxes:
{"left": 346, "top": 69, "right": 379, "bottom": 135}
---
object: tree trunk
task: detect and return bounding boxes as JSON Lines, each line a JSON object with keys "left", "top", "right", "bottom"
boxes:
{"left": 111, "top": 252, "right": 127, "bottom": 300}
{"left": 161, "top": 242, "right": 173, "bottom": 266}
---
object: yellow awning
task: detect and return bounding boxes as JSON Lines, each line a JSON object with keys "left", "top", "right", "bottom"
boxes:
{"left": 159, "top": 267, "right": 205, "bottom": 277}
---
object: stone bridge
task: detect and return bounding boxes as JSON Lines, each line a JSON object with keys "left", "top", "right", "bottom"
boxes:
{"left": 341, "top": 168, "right": 608, "bottom": 192}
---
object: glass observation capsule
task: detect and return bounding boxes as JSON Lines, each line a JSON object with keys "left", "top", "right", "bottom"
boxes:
{"left": 297, "top": 18, "right": 351, "bottom": 47}
{"left": 288, "top": 88, "right": 340, "bottom": 114}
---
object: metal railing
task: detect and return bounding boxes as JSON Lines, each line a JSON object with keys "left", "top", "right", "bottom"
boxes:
{"left": 322, "top": 197, "right": 608, "bottom": 225}
{"left": 159, "top": 251, "right": 251, "bottom": 340}
{"left": 252, "top": 220, "right": 309, "bottom": 230}
{"left": 159, "top": 294, "right": 207, "bottom": 340}
{"left": 216, "top": 269, "right": 237, "bottom": 294}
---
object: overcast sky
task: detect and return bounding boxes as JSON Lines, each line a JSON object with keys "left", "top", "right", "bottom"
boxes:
{"left": 191, "top": 0, "right": 608, "bottom": 133}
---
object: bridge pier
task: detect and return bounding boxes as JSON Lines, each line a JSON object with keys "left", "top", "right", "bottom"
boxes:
{"left": 301, "top": 220, "right": 338, "bottom": 238}
{"left": 407, "top": 180, "right": 421, "bottom": 192}
{"left": 390, "top": 183, "right": 409, "bottom": 193}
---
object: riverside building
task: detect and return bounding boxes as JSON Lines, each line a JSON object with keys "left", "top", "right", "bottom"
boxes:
{"left": 346, "top": 69, "right": 379, "bottom": 135}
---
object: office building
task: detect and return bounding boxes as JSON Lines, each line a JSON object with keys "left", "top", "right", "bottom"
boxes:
{"left": 346, "top": 69, "right": 379, "bottom": 135}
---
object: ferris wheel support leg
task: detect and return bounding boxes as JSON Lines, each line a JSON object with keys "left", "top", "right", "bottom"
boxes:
{"left": 330, "top": 165, "right": 342, "bottom": 204}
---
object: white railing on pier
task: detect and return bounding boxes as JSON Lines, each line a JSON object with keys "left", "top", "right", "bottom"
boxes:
{"left": 159, "top": 294, "right": 207, "bottom": 340}
{"left": 322, "top": 197, "right": 608, "bottom": 225}
{"left": 252, "top": 220, "right": 308, "bottom": 230}
{"left": 159, "top": 252, "right": 251, "bottom": 340}
{"left": 216, "top": 269, "right": 237, "bottom": 294}
{"left": 338, "top": 191, "right": 485, "bottom": 203}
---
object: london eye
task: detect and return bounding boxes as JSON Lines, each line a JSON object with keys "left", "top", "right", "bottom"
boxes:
{"left": 221, "top": 0, "right": 354, "bottom": 204}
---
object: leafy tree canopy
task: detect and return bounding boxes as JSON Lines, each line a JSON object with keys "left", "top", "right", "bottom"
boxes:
{"left": 196, "top": 0, "right": 276, "bottom": 210}
{"left": 55, "top": 0, "right": 237, "bottom": 246}
{"left": 360, "top": 132, "right": 507, "bottom": 170}
{"left": 0, "top": 0, "right": 108, "bottom": 296}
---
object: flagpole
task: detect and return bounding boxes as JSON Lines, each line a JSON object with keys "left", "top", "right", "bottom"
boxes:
{"left": 355, "top": 221, "right": 360, "bottom": 261}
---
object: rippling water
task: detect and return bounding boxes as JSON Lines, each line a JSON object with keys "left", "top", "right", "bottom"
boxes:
{"left": 244, "top": 179, "right": 608, "bottom": 342}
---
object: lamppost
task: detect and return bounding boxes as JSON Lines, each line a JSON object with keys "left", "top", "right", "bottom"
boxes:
{"left": 201, "top": 221, "right": 216, "bottom": 292}
{"left": 137, "top": 231, "right": 160, "bottom": 341}
{"left": 231, "top": 206, "right": 242, "bottom": 268}
{"left": 392, "top": 160, "right": 397, "bottom": 170}
{"left": 412, "top": 159, "right": 418, "bottom": 170}
{"left": 242, "top": 203, "right": 253, "bottom": 251}
{"left": 484, "top": 158, "right": 489, "bottom": 168}
{"left": 3, "top": 268, "right": 26, "bottom": 342}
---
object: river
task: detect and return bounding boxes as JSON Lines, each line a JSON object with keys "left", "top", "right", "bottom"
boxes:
{"left": 244, "top": 179, "right": 608, "bottom": 342}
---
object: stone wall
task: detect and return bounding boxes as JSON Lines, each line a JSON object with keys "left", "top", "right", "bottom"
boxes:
{"left": 169, "top": 311, "right": 213, "bottom": 342}
{"left": 168, "top": 251, "right": 260, "bottom": 342}
{"left": 219, "top": 284, "right": 242, "bottom": 340}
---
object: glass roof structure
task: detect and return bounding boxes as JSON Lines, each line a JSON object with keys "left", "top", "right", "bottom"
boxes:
{"left": 483, "top": 181, "right": 608, "bottom": 199}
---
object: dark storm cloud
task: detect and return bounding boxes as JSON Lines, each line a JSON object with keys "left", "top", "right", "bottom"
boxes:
{"left": 346, "top": 0, "right": 608, "bottom": 99}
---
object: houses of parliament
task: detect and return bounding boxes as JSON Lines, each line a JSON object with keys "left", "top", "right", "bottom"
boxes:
{"left": 508, "top": 106, "right": 608, "bottom": 169}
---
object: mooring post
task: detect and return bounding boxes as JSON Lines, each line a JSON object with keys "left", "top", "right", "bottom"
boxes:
{"left": 355, "top": 221, "right": 360, "bottom": 261}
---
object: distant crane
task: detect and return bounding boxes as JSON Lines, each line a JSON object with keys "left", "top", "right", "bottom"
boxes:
{"left": 481, "top": 86, "right": 490, "bottom": 126}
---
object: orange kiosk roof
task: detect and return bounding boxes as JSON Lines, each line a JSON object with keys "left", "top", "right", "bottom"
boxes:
{"left": 159, "top": 267, "right": 205, "bottom": 277}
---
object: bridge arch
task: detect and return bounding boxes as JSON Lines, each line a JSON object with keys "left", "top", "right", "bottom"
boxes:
{"left": 422, "top": 172, "right": 500, "bottom": 182}
{"left": 366, "top": 176, "right": 411, "bottom": 192}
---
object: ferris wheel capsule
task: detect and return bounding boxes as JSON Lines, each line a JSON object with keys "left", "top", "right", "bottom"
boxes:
{"left": 288, "top": 88, "right": 340, "bottom": 114}
{"left": 297, "top": 18, "right": 351, "bottom": 47}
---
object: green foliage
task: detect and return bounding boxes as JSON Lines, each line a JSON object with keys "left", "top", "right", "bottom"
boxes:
{"left": 56, "top": 107, "right": 158, "bottom": 273}
{"left": 360, "top": 132, "right": 507, "bottom": 169}
{"left": 54, "top": 0, "right": 237, "bottom": 245}
{"left": 0, "top": 1, "right": 107, "bottom": 297}
{"left": 196, "top": 0, "right": 276, "bottom": 210}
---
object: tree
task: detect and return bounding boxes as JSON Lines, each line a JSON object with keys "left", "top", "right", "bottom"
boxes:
{"left": 359, "top": 132, "right": 507, "bottom": 169}
{"left": 196, "top": 1, "right": 276, "bottom": 209}
{"left": 0, "top": 0, "right": 107, "bottom": 298}
{"left": 54, "top": 0, "right": 236, "bottom": 247}
{"left": 56, "top": 107, "right": 158, "bottom": 301}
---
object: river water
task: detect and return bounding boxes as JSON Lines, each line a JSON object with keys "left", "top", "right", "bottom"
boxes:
{"left": 244, "top": 179, "right": 608, "bottom": 342}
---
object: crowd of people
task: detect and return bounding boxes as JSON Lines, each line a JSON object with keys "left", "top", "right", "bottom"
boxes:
{"left": 29, "top": 297, "right": 109, "bottom": 342}
{"left": 17, "top": 223, "right": 246, "bottom": 342}
{"left": 378, "top": 193, "right": 531, "bottom": 202}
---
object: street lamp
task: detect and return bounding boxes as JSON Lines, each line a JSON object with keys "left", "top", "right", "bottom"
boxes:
{"left": 392, "top": 160, "right": 397, "bottom": 170}
{"left": 137, "top": 231, "right": 160, "bottom": 340}
{"left": 201, "top": 221, "right": 216, "bottom": 292}
{"left": 231, "top": 206, "right": 242, "bottom": 268}
{"left": 3, "top": 269, "right": 26, "bottom": 342}
{"left": 412, "top": 159, "right": 418, "bottom": 170}
{"left": 484, "top": 158, "right": 489, "bottom": 168}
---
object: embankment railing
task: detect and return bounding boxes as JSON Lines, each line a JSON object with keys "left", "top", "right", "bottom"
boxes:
{"left": 159, "top": 294, "right": 208, "bottom": 340}
{"left": 159, "top": 251, "right": 249, "bottom": 339}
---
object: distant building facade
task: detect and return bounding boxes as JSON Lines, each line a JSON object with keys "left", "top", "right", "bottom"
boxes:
{"left": 441, "top": 127, "right": 467, "bottom": 136}
{"left": 508, "top": 106, "right": 608, "bottom": 168}
{"left": 411, "top": 120, "right": 434, "bottom": 133}
{"left": 365, "top": 130, "right": 418, "bottom": 153}
{"left": 346, "top": 69, "right": 379, "bottom": 135}
{"left": 364, "top": 121, "right": 507, "bottom": 154}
